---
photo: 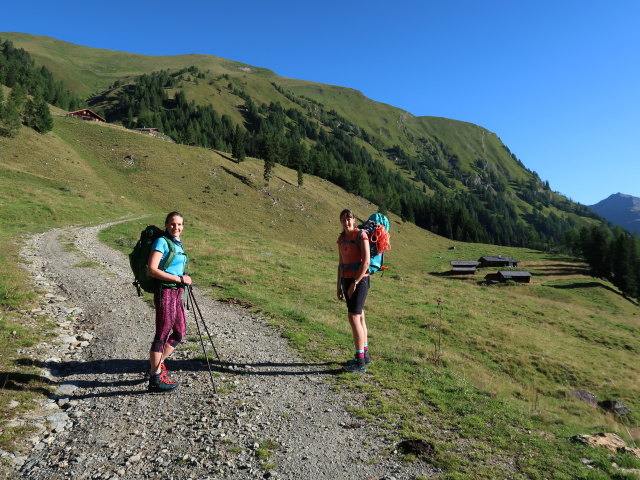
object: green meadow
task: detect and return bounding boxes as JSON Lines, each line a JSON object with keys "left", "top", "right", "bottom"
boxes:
{"left": 1, "top": 116, "right": 639, "bottom": 478}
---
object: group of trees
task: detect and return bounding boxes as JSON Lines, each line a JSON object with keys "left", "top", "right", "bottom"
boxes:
{"left": 236, "top": 93, "right": 581, "bottom": 249}
{"left": 0, "top": 39, "right": 82, "bottom": 111}
{"left": 0, "top": 39, "right": 78, "bottom": 136}
{"left": 96, "top": 70, "right": 237, "bottom": 151}
{"left": 0, "top": 82, "right": 54, "bottom": 136}
{"left": 567, "top": 225, "right": 640, "bottom": 300}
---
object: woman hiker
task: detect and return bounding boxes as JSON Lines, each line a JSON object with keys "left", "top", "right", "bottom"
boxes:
{"left": 337, "top": 209, "right": 372, "bottom": 373}
{"left": 147, "top": 211, "right": 192, "bottom": 392}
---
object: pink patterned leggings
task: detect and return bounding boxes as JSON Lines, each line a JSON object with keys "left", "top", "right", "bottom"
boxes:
{"left": 151, "top": 287, "right": 186, "bottom": 353}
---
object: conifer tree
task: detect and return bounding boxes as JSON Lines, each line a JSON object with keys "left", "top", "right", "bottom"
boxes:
{"left": 610, "top": 232, "right": 639, "bottom": 298}
{"left": 232, "top": 125, "right": 246, "bottom": 162}
{"left": 0, "top": 84, "right": 25, "bottom": 137}
{"left": 26, "top": 94, "right": 53, "bottom": 133}
{"left": 297, "top": 166, "right": 304, "bottom": 187}
{"left": 263, "top": 136, "right": 278, "bottom": 186}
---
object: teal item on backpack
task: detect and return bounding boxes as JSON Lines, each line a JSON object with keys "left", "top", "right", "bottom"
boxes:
{"left": 368, "top": 213, "right": 390, "bottom": 233}
{"left": 357, "top": 213, "right": 391, "bottom": 275}
{"left": 129, "top": 225, "right": 177, "bottom": 296}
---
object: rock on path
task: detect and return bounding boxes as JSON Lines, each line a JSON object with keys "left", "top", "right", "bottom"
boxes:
{"left": 12, "top": 222, "right": 434, "bottom": 479}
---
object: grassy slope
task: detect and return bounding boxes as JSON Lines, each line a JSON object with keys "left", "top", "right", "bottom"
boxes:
{"left": 1, "top": 115, "right": 638, "bottom": 478}
{"left": 4, "top": 32, "right": 594, "bottom": 231}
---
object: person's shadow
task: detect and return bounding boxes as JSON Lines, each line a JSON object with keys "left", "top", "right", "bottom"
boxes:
{"left": 5, "top": 357, "right": 344, "bottom": 400}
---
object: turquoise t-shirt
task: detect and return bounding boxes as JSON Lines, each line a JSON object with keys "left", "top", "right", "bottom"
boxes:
{"left": 151, "top": 237, "right": 187, "bottom": 276}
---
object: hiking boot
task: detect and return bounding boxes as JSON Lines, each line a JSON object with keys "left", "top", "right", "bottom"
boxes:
{"left": 343, "top": 357, "right": 366, "bottom": 373}
{"left": 148, "top": 372, "right": 179, "bottom": 392}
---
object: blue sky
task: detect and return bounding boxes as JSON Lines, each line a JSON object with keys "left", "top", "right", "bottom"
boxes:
{"left": 2, "top": 1, "right": 639, "bottom": 205}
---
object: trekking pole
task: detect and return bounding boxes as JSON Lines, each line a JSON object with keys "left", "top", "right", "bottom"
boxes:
{"left": 187, "top": 285, "right": 217, "bottom": 394}
{"left": 187, "top": 286, "right": 221, "bottom": 362}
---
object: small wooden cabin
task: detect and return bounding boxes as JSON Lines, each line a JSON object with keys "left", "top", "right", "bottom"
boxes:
{"left": 478, "top": 256, "right": 519, "bottom": 268}
{"left": 66, "top": 109, "right": 106, "bottom": 122}
{"left": 485, "top": 271, "right": 532, "bottom": 284}
{"left": 498, "top": 271, "right": 531, "bottom": 283}
{"left": 450, "top": 260, "right": 479, "bottom": 274}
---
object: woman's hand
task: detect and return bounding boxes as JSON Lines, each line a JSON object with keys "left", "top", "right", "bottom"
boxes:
{"left": 181, "top": 274, "right": 192, "bottom": 286}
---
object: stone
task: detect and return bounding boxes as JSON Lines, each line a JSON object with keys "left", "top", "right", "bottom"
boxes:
{"left": 57, "top": 383, "right": 78, "bottom": 396}
{"left": 43, "top": 401, "right": 59, "bottom": 410}
{"left": 571, "top": 433, "right": 640, "bottom": 458}
{"left": 569, "top": 389, "right": 598, "bottom": 406}
{"left": 51, "top": 422, "right": 67, "bottom": 433}
{"left": 598, "top": 399, "right": 631, "bottom": 415}
{"left": 46, "top": 412, "right": 70, "bottom": 423}
{"left": 12, "top": 455, "right": 28, "bottom": 468}
{"left": 128, "top": 453, "right": 142, "bottom": 463}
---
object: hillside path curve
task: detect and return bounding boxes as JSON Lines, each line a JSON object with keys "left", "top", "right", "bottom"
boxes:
{"left": 16, "top": 221, "right": 434, "bottom": 479}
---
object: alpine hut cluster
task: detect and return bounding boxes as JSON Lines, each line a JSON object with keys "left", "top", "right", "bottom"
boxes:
{"left": 449, "top": 255, "right": 531, "bottom": 284}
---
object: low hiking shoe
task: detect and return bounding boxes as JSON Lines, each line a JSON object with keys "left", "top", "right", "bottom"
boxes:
{"left": 148, "top": 372, "right": 179, "bottom": 392}
{"left": 343, "top": 357, "right": 366, "bottom": 373}
{"left": 345, "top": 353, "right": 372, "bottom": 367}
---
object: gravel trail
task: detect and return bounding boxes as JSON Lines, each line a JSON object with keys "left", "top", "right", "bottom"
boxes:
{"left": 12, "top": 221, "right": 435, "bottom": 479}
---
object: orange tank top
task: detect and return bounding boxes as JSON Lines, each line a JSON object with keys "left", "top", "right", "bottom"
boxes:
{"left": 337, "top": 229, "right": 369, "bottom": 278}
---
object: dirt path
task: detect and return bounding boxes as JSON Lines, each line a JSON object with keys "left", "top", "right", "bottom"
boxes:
{"left": 13, "top": 222, "right": 434, "bottom": 479}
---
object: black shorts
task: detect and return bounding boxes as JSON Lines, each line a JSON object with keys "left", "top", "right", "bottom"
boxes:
{"left": 341, "top": 276, "right": 370, "bottom": 314}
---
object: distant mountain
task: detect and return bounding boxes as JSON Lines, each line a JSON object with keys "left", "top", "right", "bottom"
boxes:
{"left": 589, "top": 193, "right": 640, "bottom": 234}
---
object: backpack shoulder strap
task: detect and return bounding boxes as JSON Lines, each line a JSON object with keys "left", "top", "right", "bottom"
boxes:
{"left": 159, "top": 236, "right": 176, "bottom": 271}
{"left": 355, "top": 228, "right": 369, "bottom": 250}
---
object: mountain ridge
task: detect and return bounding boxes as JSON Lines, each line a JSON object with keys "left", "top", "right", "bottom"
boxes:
{"left": 1, "top": 31, "right": 602, "bottom": 249}
{"left": 589, "top": 192, "right": 640, "bottom": 234}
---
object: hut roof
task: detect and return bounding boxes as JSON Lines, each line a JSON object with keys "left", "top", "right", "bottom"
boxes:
{"left": 450, "top": 260, "right": 479, "bottom": 266}
{"left": 478, "top": 255, "right": 519, "bottom": 264}
{"left": 66, "top": 109, "right": 106, "bottom": 122}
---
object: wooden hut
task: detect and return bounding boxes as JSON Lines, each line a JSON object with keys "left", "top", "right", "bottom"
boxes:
{"left": 450, "top": 260, "right": 479, "bottom": 274}
{"left": 498, "top": 271, "right": 531, "bottom": 283}
{"left": 66, "top": 109, "right": 106, "bottom": 122}
{"left": 478, "top": 256, "right": 519, "bottom": 268}
{"left": 485, "top": 271, "right": 532, "bottom": 284}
